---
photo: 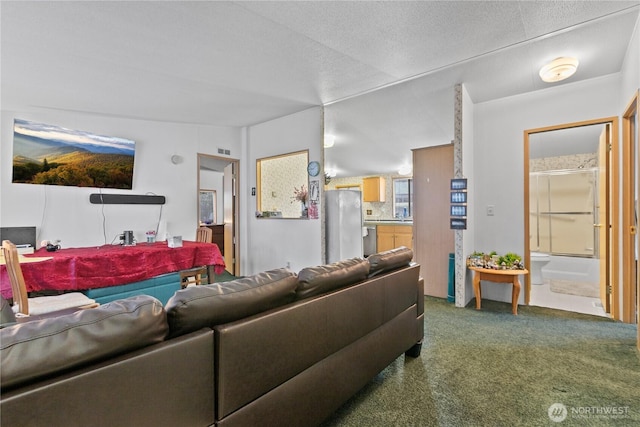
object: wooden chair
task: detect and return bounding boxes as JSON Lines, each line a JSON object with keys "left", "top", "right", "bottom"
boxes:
{"left": 1, "top": 240, "right": 98, "bottom": 318}
{"left": 196, "top": 226, "right": 213, "bottom": 243}
{"left": 179, "top": 227, "right": 214, "bottom": 287}
{"left": 180, "top": 266, "right": 209, "bottom": 288}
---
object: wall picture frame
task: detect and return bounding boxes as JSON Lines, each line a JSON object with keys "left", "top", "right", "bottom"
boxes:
{"left": 450, "top": 218, "right": 467, "bottom": 230}
{"left": 450, "top": 191, "right": 467, "bottom": 203}
{"left": 450, "top": 178, "right": 467, "bottom": 190}
{"left": 450, "top": 205, "right": 467, "bottom": 217}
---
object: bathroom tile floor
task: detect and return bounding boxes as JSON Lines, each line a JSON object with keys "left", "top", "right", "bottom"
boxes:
{"left": 529, "top": 280, "right": 609, "bottom": 318}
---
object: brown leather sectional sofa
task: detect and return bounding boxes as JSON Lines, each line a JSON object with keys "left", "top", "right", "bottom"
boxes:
{"left": 0, "top": 247, "right": 423, "bottom": 427}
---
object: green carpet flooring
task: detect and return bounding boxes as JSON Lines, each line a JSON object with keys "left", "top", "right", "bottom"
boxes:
{"left": 321, "top": 297, "right": 640, "bottom": 426}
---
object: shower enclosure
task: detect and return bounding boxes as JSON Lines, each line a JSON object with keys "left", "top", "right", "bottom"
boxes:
{"left": 529, "top": 168, "right": 598, "bottom": 258}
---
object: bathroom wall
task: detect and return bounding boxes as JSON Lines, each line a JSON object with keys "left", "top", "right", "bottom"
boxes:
{"left": 530, "top": 152, "right": 597, "bottom": 172}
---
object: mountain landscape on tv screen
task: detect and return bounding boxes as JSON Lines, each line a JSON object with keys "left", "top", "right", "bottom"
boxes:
{"left": 12, "top": 119, "right": 135, "bottom": 189}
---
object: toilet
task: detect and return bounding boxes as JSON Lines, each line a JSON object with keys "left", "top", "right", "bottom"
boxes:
{"left": 530, "top": 252, "right": 551, "bottom": 285}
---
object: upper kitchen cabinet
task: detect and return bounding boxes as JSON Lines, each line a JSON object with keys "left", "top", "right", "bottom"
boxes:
{"left": 362, "top": 177, "right": 386, "bottom": 202}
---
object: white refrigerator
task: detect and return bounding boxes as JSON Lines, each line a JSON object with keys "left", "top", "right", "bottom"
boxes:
{"left": 326, "top": 190, "right": 364, "bottom": 263}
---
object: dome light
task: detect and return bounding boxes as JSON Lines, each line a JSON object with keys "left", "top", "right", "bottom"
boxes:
{"left": 398, "top": 164, "right": 412, "bottom": 176}
{"left": 539, "top": 57, "right": 579, "bottom": 83}
{"left": 324, "top": 134, "right": 335, "bottom": 148}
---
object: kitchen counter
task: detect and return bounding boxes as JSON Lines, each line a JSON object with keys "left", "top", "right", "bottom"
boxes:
{"left": 364, "top": 220, "right": 413, "bottom": 226}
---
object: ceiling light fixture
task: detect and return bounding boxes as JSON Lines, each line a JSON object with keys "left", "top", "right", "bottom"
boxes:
{"left": 324, "top": 134, "right": 335, "bottom": 148}
{"left": 539, "top": 57, "right": 579, "bottom": 83}
{"left": 398, "top": 165, "right": 412, "bottom": 176}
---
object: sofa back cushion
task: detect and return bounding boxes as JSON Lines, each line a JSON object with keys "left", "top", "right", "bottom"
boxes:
{"left": 0, "top": 295, "right": 167, "bottom": 390}
{"left": 214, "top": 262, "right": 421, "bottom": 420}
{"left": 296, "top": 257, "right": 370, "bottom": 300}
{"left": 368, "top": 246, "right": 414, "bottom": 277}
{"left": 165, "top": 268, "right": 298, "bottom": 338}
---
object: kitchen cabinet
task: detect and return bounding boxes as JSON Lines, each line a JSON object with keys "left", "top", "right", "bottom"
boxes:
{"left": 362, "top": 177, "right": 386, "bottom": 202}
{"left": 394, "top": 226, "right": 413, "bottom": 248}
{"left": 377, "top": 224, "right": 413, "bottom": 251}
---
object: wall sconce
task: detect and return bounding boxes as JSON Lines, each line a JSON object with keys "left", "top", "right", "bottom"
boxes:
{"left": 324, "top": 135, "right": 335, "bottom": 148}
{"left": 539, "top": 57, "right": 579, "bottom": 83}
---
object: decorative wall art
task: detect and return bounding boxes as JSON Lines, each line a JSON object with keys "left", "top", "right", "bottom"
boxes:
{"left": 12, "top": 119, "right": 136, "bottom": 189}
{"left": 450, "top": 178, "right": 468, "bottom": 229}
{"left": 308, "top": 180, "right": 320, "bottom": 219}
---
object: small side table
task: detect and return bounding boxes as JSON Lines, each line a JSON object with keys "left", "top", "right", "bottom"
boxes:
{"left": 468, "top": 267, "right": 529, "bottom": 315}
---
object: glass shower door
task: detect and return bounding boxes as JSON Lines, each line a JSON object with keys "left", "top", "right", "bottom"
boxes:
{"left": 532, "top": 169, "right": 597, "bottom": 257}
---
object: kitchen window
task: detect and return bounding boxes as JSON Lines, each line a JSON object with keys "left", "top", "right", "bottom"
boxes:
{"left": 393, "top": 178, "right": 413, "bottom": 219}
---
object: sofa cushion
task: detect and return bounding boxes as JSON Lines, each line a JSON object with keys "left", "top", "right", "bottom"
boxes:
{"left": 296, "top": 257, "right": 370, "bottom": 300}
{"left": 0, "top": 295, "right": 167, "bottom": 390}
{"left": 368, "top": 246, "right": 414, "bottom": 277}
{"left": 165, "top": 268, "right": 298, "bottom": 338}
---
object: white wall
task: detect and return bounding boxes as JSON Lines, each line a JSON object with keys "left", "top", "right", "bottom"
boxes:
{"left": 620, "top": 13, "right": 639, "bottom": 106}
{"left": 473, "top": 74, "right": 621, "bottom": 305}
{"left": 243, "top": 107, "right": 323, "bottom": 275}
{"left": 0, "top": 108, "right": 241, "bottom": 248}
{"left": 460, "top": 84, "right": 475, "bottom": 306}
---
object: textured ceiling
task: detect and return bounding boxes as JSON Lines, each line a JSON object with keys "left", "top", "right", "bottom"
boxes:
{"left": 1, "top": 1, "right": 639, "bottom": 177}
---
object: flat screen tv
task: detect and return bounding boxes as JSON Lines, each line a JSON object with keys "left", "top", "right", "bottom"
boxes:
{"left": 12, "top": 119, "right": 136, "bottom": 189}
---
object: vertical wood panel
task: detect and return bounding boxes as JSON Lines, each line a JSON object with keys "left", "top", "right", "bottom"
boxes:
{"left": 413, "top": 144, "right": 455, "bottom": 297}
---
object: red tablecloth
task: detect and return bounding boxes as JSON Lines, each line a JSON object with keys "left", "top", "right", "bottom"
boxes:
{"left": 0, "top": 241, "right": 225, "bottom": 299}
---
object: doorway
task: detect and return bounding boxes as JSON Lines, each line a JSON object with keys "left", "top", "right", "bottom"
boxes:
{"left": 524, "top": 118, "right": 619, "bottom": 318}
{"left": 198, "top": 154, "right": 240, "bottom": 276}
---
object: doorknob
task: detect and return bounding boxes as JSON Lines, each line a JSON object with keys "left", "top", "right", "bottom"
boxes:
{"left": 593, "top": 224, "right": 602, "bottom": 228}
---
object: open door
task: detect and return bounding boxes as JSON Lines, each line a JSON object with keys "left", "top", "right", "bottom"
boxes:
{"left": 198, "top": 154, "right": 240, "bottom": 277}
{"left": 525, "top": 117, "right": 619, "bottom": 318}
{"left": 598, "top": 125, "right": 611, "bottom": 313}
{"left": 223, "top": 162, "right": 238, "bottom": 275}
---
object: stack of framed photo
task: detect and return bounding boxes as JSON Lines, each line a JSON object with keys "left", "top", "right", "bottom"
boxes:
{"left": 450, "top": 178, "right": 467, "bottom": 230}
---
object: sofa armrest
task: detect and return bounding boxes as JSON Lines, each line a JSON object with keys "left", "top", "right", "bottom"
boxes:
{"left": 1, "top": 295, "right": 168, "bottom": 390}
{"left": 1, "top": 329, "right": 215, "bottom": 427}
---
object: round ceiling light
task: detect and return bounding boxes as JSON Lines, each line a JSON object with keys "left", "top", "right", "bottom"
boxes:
{"left": 324, "top": 134, "right": 335, "bottom": 148}
{"left": 398, "top": 164, "right": 412, "bottom": 176}
{"left": 539, "top": 57, "right": 579, "bottom": 83}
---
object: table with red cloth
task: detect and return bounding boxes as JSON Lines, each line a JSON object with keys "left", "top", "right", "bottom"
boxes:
{"left": 0, "top": 241, "right": 225, "bottom": 299}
